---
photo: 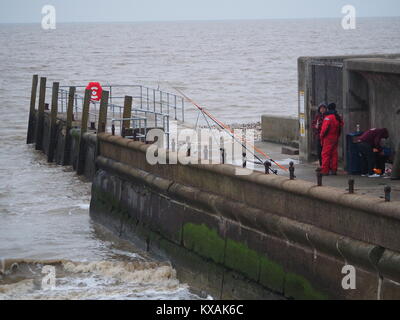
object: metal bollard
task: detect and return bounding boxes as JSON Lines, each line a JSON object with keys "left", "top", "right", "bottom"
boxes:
{"left": 316, "top": 168, "right": 322, "bottom": 186}
{"left": 348, "top": 179, "right": 355, "bottom": 194}
{"left": 289, "top": 161, "right": 295, "bottom": 180}
{"left": 385, "top": 186, "right": 391, "bottom": 202}
{"left": 264, "top": 161, "right": 271, "bottom": 174}
{"left": 242, "top": 152, "right": 247, "bottom": 168}
{"left": 220, "top": 148, "right": 225, "bottom": 164}
{"left": 111, "top": 124, "right": 115, "bottom": 136}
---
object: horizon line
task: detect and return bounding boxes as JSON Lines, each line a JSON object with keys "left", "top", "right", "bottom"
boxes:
{"left": 1, "top": 15, "right": 399, "bottom": 24}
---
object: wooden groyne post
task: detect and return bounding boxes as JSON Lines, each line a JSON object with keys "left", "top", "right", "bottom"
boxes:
{"left": 26, "top": 74, "right": 38, "bottom": 144}
{"left": 35, "top": 77, "right": 47, "bottom": 150}
{"left": 76, "top": 89, "right": 91, "bottom": 175}
{"left": 97, "top": 90, "right": 109, "bottom": 134}
{"left": 62, "top": 86, "right": 76, "bottom": 165}
{"left": 122, "top": 95, "right": 133, "bottom": 134}
{"left": 47, "top": 82, "right": 59, "bottom": 163}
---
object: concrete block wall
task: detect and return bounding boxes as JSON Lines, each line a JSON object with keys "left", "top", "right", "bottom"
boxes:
{"left": 261, "top": 115, "right": 299, "bottom": 146}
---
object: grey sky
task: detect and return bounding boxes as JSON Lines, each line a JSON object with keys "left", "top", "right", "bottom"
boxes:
{"left": 0, "top": 0, "right": 399, "bottom": 23}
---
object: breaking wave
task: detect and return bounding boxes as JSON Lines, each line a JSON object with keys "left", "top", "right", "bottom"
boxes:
{"left": 0, "top": 259, "right": 200, "bottom": 300}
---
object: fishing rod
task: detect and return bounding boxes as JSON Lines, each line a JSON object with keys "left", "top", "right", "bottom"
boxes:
{"left": 173, "top": 87, "right": 286, "bottom": 174}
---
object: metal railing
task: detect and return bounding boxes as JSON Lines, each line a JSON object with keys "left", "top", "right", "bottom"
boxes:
{"left": 45, "top": 84, "right": 181, "bottom": 149}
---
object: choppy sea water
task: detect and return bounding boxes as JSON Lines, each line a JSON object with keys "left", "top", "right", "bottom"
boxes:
{"left": 1, "top": 18, "right": 400, "bottom": 299}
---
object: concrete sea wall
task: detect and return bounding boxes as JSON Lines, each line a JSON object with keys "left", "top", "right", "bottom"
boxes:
{"left": 29, "top": 109, "right": 400, "bottom": 300}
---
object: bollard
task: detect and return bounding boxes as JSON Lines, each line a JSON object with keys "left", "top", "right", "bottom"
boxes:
{"left": 45, "top": 103, "right": 49, "bottom": 110}
{"left": 242, "top": 152, "right": 247, "bottom": 168}
{"left": 384, "top": 186, "right": 391, "bottom": 202}
{"left": 348, "top": 179, "right": 354, "bottom": 194}
{"left": 90, "top": 122, "right": 96, "bottom": 130}
{"left": 111, "top": 124, "right": 115, "bottom": 136}
{"left": 187, "top": 144, "right": 191, "bottom": 157}
{"left": 264, "top": 161, "right": 271, "bottom": 174}
{"left": 316, "top": 167, "right": 322, "bottom": 186}
{"left": 289, "top": 161, "right": 295, "bottom": 180}
{"left": 220, "top": 148, "right": 225, "bottom": 164}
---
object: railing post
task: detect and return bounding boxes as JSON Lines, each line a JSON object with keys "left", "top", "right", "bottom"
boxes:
{"left": 62, "top": 86, "right": 75, "bottom": 165}
{"left": 289, "top": 161, "right": 295, "bottom": 180}
{"left": 26, "top": 74, "right": 38, "bottom": 144}
{"left": 47, "top": 82, "right": 59, "bottom": 163}
{"left": 97, "top": 91, "right": 109, "bottom": 134}
{"left": 385, "top": 186, "right": 391, "bottom": 202}
{"left": 122, "top": 95, "right": 133, "bottom": 134}
{"left": 348, "top": 179, "right": 354, "bottom": 194}
{"left": 76, "top": 89, "right": 91, "bottom": 175}
{"left": 316, "top": 167, "right": 322, "bottom": 186}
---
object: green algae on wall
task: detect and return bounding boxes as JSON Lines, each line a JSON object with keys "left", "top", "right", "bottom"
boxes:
{"left": 182, "top": 222, "right": 328, "bottom": 300}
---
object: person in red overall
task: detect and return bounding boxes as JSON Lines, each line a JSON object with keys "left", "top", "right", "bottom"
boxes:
{"left": 320, "top": 103, "right": 344, "bottom": 175}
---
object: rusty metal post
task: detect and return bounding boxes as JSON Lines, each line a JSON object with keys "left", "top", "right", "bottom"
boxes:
{"left": 385, "top": 186, "right": 391, "bottom": 202}
{"left": 122, "top": 96, "right": 133, "bottom": 133}
{"left": 264, "top": 161, "right": 271, "bottom": 174}
{"left": 97, "top": 91, "right": 109, "bottom": 134}
{"left": 348, "top": 179, "right": 354, "bottom": 194}
{"left": 47, "top": 82, "right": 59, "bottom": 163}
{"left": 76, "top": 89, "right": 91, "bottom": 175}
{"left": 289, "top": 161, "right": 295, "bottom": 180}
{"left": 62, "top": 86, "right": 75, "bottom": 165}
{"left": 27, "top": 74, "right": 39, "bottom": 144}
{"left": 35, "top": 77, "right": 47, "bottom": 150}
{"left": 317, "top": 168, "right": 323, "bottom": 186}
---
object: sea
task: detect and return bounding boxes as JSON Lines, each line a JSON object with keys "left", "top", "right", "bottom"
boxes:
{"left": 1, "top": 17, "right": 400, "bottom": 299}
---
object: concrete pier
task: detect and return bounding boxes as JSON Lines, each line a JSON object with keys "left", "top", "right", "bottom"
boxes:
{"left": 26, "top": 76, "right": 400, "bottom": 300}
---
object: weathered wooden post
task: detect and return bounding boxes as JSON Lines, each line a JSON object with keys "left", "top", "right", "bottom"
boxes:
{"left": 47, "top": 82, "right": 59, "bottom": 163}
{"left": 35, "top": 77, "right": 47, "bottom": 150}
{"left": 97, "top": 91, "right": 109, "bottom": 134}
{"left": 76, "top": 89, "right": 91, "bottom": 175}
{"left": 62, "top": 86, "right": 76, "bottom": 165}
{"left": 122, "top": 96, "right": 133, "bottom": 134}
{"left": 26, "top": 74, "right": 38, "bottom": 144}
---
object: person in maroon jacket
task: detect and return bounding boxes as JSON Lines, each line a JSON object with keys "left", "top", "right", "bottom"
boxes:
{"left": 312, "top": 103, "right": 327, "bottom": 165}
{"left": 357, "top": 128, "right": 389, "bottom": 177}
{"left": 320, "top": 103, "right": 344, "bottom": 175}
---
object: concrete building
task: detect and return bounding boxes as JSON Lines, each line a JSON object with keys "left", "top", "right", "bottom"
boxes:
{"left": 298, "top": 54, "right": 400, "bottom": 169}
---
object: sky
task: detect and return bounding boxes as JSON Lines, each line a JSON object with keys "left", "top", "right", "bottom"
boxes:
{"left": 0, "top": 0, "right": 399, "bottom": 23}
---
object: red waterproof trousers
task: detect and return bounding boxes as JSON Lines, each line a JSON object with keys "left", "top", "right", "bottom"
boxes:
{"left": 320, "top": 113, "right": 342, "bottom": 174}
{"left": 321, "top": 138, "right": 338, "bottom": 174}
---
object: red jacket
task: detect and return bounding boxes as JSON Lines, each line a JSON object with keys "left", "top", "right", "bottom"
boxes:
{"left": 320, "top": 113, "right": 343, "bottom": 141}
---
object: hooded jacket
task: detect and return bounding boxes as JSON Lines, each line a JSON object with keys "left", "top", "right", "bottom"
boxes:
{"left": 358, "top": 128, "right": 389, "bottom": 149}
